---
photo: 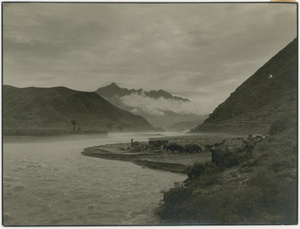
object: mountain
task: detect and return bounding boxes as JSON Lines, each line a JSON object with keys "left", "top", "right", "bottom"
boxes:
{"left": 95, "top": 83, "right": 201, "bottom": 129}
{"left": 95, "top": 82, "right": 190, "bottom": 102}
{"left": 3, "top": 85, "right": 154, "bottom": 135}
{"left": 191, "top": 38, "right": 298, "bottom": 134}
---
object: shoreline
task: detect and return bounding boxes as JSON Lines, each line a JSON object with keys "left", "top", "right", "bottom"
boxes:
{"left": 82, "top": 145, "right": 193, "bottom": 174}
{"left": 81, "top": 133, "right": 235, "bottom": 174}
{"left": 82, "top": 141, "right": 214, "bottom": 174}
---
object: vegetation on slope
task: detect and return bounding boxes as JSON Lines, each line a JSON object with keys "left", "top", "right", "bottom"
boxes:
{"left": 156, "top": 118, "right": 297, "bottom": 225}
{"left": 156, "top": 38, "right": 298, "bottom": 225}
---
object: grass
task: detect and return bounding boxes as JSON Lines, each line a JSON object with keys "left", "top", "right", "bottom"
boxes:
{"left": 156, "top": 124, "right": 298, "bottom": 225}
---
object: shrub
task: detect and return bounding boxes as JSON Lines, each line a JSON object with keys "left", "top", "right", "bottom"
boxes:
{"left": 248, "top": 167, "right": 298, "bottom": 224}
{"left": 186, "top": 161, "right": 218, "bottom": 179}
{"left": 159, "top": 173, "right": 297, "bottom": 225}
{"left": 157, "top": 129, "right": 297, "bottom": 224}
{"left": 211, "top": 138, "right": 254, "bottom": 168}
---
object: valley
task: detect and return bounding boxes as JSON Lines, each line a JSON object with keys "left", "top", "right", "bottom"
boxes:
{"left": 82, "top": 38, "right": 298, "bottom": 225}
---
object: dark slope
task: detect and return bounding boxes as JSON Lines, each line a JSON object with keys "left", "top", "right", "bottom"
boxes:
{"left": 3, "top": 86, "right": 154, "bottom": 134}
{"left": 192, "top": 38, "right": 298, "bottom": 134}
{"left": 95, "top": 82, "right": 190, "bottom": 102}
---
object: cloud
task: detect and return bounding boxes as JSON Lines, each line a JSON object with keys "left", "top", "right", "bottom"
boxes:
{"left": 3, "top": 3, "right": 297, "bottom": 114}
{"left": 120, "top": 92, "right": 201, "bottom": 116}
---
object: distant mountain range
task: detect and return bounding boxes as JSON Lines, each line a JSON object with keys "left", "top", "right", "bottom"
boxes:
{"left": 96, "top": 82, "right": 190, "bottom": 102}
{"left": 95, "top": 83, "right": 204, "bottom": 129}
{"left": 191, "top": 38, "right": 298, "bottom": 134}
{"left": 3, "top": 85, "right": 154, "bottom": 135}
{"left": 6, "top": 37, "right": 294, "bottom": 136}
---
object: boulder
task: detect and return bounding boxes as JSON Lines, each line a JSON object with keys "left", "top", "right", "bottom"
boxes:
{"left": 210, "top": 138, "right": 254, "bottom": 168}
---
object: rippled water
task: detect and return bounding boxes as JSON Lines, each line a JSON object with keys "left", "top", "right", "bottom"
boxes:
{"left": 3, "top": 132, "right": 187, "bottom": 226}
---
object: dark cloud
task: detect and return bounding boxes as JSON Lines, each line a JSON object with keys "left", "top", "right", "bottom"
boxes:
{"left": 3, "top": 3, "right": 297, "bottom": 114}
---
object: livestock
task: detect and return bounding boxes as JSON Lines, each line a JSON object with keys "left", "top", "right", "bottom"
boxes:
{"left": 133, "top": 141, "right": 143, "bottom": 147}
{"left": 184, "top": 144, "right": 203, "bottom": 154}
{"left": 205, "top": 144, "right": 214, "bottom": 152}
{"left": 165, "top": 143, "right": 184, "bottom": 153}
{"left": 131, "top": 141, "right": 147, "bottom": 152}
{"left": 131, "top": 139, "right": 146, "bottom": 148}
{"left": 148, "top": 139, "right": 168, "bottom": 150}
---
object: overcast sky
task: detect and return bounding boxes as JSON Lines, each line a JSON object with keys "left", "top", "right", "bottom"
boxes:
{"left": 3, "top": 2, "right": 297, "bottom": 114}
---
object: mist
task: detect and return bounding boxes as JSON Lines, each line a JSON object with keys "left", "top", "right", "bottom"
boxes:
{"left": 120, "top": 92, "right": 201, "bottom": 116}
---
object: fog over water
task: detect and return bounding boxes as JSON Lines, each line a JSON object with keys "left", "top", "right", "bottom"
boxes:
{"left": 3, "top": 132, "right": 186, "bottom": 226}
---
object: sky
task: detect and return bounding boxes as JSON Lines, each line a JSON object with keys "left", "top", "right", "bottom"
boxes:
{"left": 3, "top": 2, "right": 297, "bottom": 114}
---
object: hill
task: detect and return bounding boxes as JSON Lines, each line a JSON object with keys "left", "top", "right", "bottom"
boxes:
{"left": 3, "top": 85, "right": 154, "bottom": 135}
{"left": 191, "top": 38, "right": 298, "bottom": 134}
{"left": 156, "top": 126, "right": 297, "bottom": 224}
{"left": 95, "top": 83, "right": 202, "bottom": 129}
{"left": 155, "top": 38, "right": 298, "bottom": 224}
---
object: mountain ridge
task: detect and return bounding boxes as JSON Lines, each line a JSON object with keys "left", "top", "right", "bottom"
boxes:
{"left": 191, "top": 38, "right": 298, "bottom": 134}
{"left": 95, "top": 83, "right": 204, "bottom": 129}
{"left": 3, "top": 85, "right": 154, "bottom": 135}
{"left": 95, "top": 82, "right": 190, "bottom": 102}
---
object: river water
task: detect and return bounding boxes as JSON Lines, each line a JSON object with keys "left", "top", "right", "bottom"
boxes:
{"left": 3, "top": 132, "right": 187, "bottom": 226}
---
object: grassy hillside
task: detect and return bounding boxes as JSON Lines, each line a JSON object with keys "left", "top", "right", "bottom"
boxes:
{"left": 3, "top": 85, "right": 154, "bottom": 135}
{"left": 192, "top": 38, "right": 298, "bottom": 134}
{"left": 156, "top": 38, "right": 298, "bottom": 225}
{"left": 156, "top": 122, "right": 297, "bottom": 224}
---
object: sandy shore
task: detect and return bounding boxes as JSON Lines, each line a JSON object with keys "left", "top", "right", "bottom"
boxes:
{"left": 82, "top": 133, "right": 241, "bottom": 173}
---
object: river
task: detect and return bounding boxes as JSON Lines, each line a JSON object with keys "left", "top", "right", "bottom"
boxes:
{"left": 3, "top": 132, "right": 187, "bottom": 226}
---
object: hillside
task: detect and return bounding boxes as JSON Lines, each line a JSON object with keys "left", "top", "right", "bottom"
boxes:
{"left": 192, "top": 38, "right": 298, "bottom": 134}
{"left": 156, "top": 126, "right": 297, "bottom": 224}
{"left": 3, "top": 86, "right": 154, "bottom": 135}
{"left": 95, "top": 83, "right": 202, "bottom": 129}
{"left": 155, "top": 38, "right": 298, "bottom": 224}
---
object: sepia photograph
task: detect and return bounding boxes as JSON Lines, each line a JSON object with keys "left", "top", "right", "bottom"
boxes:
{"left": 2, "top": 0, "right": 298, "bottom": 226}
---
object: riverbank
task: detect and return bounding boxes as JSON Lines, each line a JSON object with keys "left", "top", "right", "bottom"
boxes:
{"left": 156, "top": 128, "right": 298, "bottom": 225}
{"left": 82, "top": 143, "right": 207, "bottom": 174}
{"left": 82, "top": 133, "right": 242, "bottom": 174}
{"left": 82, "top": 130, "right": 297, "bottom": 225}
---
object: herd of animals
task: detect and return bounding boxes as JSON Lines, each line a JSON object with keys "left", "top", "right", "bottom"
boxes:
{"left": 130, "top": 139, "right": 203, "bottom": 154}
{"left": 128, "top": 133, "right": 270, "bottom": 154}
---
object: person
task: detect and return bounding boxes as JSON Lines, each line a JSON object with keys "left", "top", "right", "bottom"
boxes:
{"left": 131, "top": 139, "right": 134, "bottom": 148}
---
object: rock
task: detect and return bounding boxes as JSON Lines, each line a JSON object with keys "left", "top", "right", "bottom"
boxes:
{"left": 210, "top": 138, "right": 254, "bottom": 168}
